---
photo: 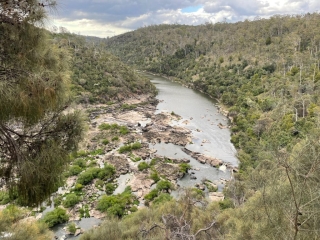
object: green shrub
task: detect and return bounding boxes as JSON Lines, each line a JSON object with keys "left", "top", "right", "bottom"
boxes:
{"left": 179, "top": 163, "right": 191, "bottom": 173}
{"left": 99, "top": 123, "right": 129, "bottom": 135}
{"left": 131, "top": 142, "right": 142, "bottom": 150}
{"left": 102, "top": 139, "right": 110, "bottom": 145}
{"left": 156, "top": 180, "right": 173, "bottom": 192}
{"left": 90, "top": 149, "right": 104, "bottom": 155}
{"left": 219, "top": 198, "right": 234, "bottom": 210}
{"left": 73, "top": 183, "right": 83, "bottom": 192}
{"left": 67, "top": 222, "right": 77, "bottom": 234}
{"left": 129, "top": 206, "right": 138, "bottom": 212}
{"left": 95, "top": 179, "right": 104, "bottom": 188}
{"left": 138, "top": 162, "right": 149, "bottom": 171}
{"left": 98, "top": 164, "right": 116, "bottom": 180}
{"left": 105, "top": 183, "right": 116, "bottom": 195}
{"left": 42, "top": 207, "right": 69, "bottom": 227}
{"left": 153, "top": 193, "right": 172, "bottom": 205}
{"left": 130, "top": 154, "right": 142, "bottom": 162}
{"left": 121, "top": 103, "right": 136, "bottom": 110}
{"left": 77, "top": 168, "right": 100, "bottom": 185}
{"left": 150, "top": 171, "right": 160, "bottom": 182}
{"left": 150, "top": 158, "right": 159, "bottom": 166}
{"left": 73, "top": 159, "right": 87, "bottom": 168}
{"left": 112, "top": 136, "right": 119, "bottom": 141}
{"left": 76, "top": 150, "right": 89, "bottom": 157}
{"left": 0, "top": 191, "right": 10, "bottom": 205}
{"left": 97, "top": 188, "right": 134, "bottom": 218}
{"left": 144, "top": 189, "right": 159, "bottom": 201}
{"left": 99, "top": 123, "right": 112, "bottom": 130}
{"left": 53, "top": 195, "right": 63, "bottom": 207}
{"left": 118, "top": 145, "right": 131, "bottom": 153}
{"left": 69, "top": 165, "right": 83, "bottom": 176}
{"left": 63, "top": 193, "right": 80, "bottom": 208}
{"left": 88, "top": 160, "right": 97, "bottom": 167}
{"left": 119, "top": 142, "right": 142, "bottom": 153}
{"left": 119, "top": 126, "right": 129, "bottom": 135}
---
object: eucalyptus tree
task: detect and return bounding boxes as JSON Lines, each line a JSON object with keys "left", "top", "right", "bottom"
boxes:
{"left": 0, "top": 0, "right": 83, "bottom": 206}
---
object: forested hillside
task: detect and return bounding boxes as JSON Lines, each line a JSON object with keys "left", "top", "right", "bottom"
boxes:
{"left": 86, "top": 13, "right": 320, "bottom": 239}
{"left": 51, "top": 33, "right": 156, "bottom": 104}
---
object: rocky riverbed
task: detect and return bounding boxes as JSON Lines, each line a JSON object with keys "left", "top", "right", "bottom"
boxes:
{"left": 0, "top": 93, "right": 235, "bottom": 239}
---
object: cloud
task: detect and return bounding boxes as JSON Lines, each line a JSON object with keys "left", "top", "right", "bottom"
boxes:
{"left": 49, "top": 0, "right": 320, "bottom": 37}
{"left": 49, "top": 18, "right": 131, "bottom": 38}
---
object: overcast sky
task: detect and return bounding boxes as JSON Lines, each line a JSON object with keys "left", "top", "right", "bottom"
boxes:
{"left": 49, "top": 0, "right": 320, "bottom": 38}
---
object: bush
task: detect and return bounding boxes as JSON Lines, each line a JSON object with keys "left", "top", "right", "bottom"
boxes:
{"left": 138, "top": 162, "right": 149, "bottom": 171}
{"left": 63, "top": 193, "right": 80, "bottom": 208}
{"left": 105, "top": 183, "right": 116, "bottom": 195}
{"left": 179, "top": 163, "right": 191, "bottom": 173}
{"left": 97, "top": 188, "right": 134, "bottom": 218}
{"left": 76, "top": 150, "right": 89, "bottom": 157}
{"left": 42, "top": 207, "right": 69, "bottom": 227}
{"left": 90, "top": 149, "right": 104, "bottom": 156}
{"left": 69, "top": 165, "right": 83, "bottom": 176}
{"left": 118, "top": 145, "right": 131, "bottom": 153}
{"left": 219, "top": 198, "right": 234, "bottom": 210}
{"left": 153, "top": 193, "right": 172, "bottom": 205}
{"left": 98, "top": 164, "right": 116, "bottom": 180}
{"left": 119, "top": 126, "right": 129, "bottom": 135}
{"left": 67, "top": 222, "right": 77, "bottom": 234}
{"left": 53, "top": 195, "right": 63, "bottom": 207}
{"left": 73, "top": 158, "right": 87, "bottom": 168}
{"left": 77, "top": 168, "right": 100, "bottom": 185}
{"left": 0, "top": 191, "right": 10, "bottom": 205}
{"left": 119, "top": 142, "right": 142, "bottom": 154}
{"left": 73, "top": 183, "right": 83, "bottom": 192}
{"left": 150, "top": 171, "right": 160, "bottom": 182}
{"left": 144, "top": 189, "right": 159, "bottom": 201}
{"left": 112, "top": 136, "right": 119, "bottom": 141}
{"left": 95, "top": 179, "right": 104, "bottom": 189}
{"left": 156, "top": 180, "right": 173, "bottom": 192}
{"left": 99, "top": 123, "right": 129, "bottom": 135}
{"left": 131, "top": 142, "right": 142, "bottom": 150}
{"left": 102, "top": 139, "right": 110, "bottom": 145}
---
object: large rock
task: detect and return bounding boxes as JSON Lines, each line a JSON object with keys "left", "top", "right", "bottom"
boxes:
{"left": 182, "top": 148, "right": 222, "bottom": 167}
{"left": 208, "top": 192, "right": 224, "bottom": 202}
{"left": 155, "top": 163, "right": 183, "bottom": 181}
{"left": 128, "top": 173, "right": 154, "bottom": 198}
{"left": 105, "top": 154, "right": 130, "bottom": 175}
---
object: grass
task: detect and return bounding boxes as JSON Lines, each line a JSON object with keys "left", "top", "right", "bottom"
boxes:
{"left": 119, "top": 142, "right": 142, "bottom": 153}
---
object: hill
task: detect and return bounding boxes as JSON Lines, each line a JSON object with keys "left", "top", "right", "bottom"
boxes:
{"left": 94, "top": 13, "right": 320, "bottom": 239}
{"left": 51, "top": 33, "right": 156, "bottom": 104}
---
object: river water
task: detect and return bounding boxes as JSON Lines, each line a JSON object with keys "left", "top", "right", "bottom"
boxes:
{"left": 51, "top": 73, "right": 238, "bottom": 239}
{"left": 145, "top": 73, "right": 238, "bottom": 192}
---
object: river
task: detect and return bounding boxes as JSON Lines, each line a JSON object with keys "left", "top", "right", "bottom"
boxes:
{"left": 145, "top": 73, "right": 238, "bottom": 192}
{"left": 51, "top": 73, "right": 238, "bottom": 239}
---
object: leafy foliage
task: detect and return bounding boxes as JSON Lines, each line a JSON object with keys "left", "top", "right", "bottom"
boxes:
{"left": 97, "top": 187, "right": 136, "bottom": 218}
{"left": 63, "top": 193, "right": 80, "bottom": 208}
{"left": 0, "top": 1, "right": 84, "bottom": 206}
{"left": 118, "top": 142, "right": 142, "bottom": 153}
{"left": 42, "top": 207, "right": 69, "bottom": 228}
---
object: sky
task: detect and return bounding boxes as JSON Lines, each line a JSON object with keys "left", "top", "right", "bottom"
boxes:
{"left": 49, "top": 0, "right": 320, "bottom": 38}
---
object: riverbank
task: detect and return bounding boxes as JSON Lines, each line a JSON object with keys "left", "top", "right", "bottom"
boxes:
{"left": 0, "top": 76, "right": 238, "bottom": 239}
{"left": 52, "top": 89, "right": 235, "bottom": 238}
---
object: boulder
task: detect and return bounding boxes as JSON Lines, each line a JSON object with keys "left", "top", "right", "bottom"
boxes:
{"left": 208, "top": 192, "right": 224, "bottom": 202}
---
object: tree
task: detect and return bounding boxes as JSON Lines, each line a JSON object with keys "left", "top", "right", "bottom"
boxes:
{"left": 0, "top": 1, "right": 83, "bottom": 206}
